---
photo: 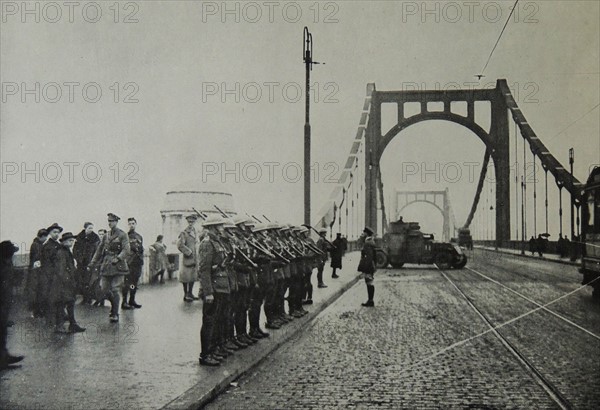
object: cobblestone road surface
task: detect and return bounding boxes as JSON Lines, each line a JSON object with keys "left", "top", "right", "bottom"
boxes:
{"left": 207, "top": 249, "right": 600, "bottom": 409}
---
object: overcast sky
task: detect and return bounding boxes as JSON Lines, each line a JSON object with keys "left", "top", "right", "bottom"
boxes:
{"left": 1, "top": 0, "right": 599, "bottom": 247}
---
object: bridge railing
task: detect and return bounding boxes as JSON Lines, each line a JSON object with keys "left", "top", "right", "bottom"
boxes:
{"left": 9, "top": 252, "right": 181, "bottom": 293}
{"left": 473, "top": 240, "right": 582, "bottom": 260}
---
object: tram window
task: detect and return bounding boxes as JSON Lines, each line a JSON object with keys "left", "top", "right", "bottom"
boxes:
{"left": 595, "top": 192, "right": 600, "bottom": 233}
{"left": 589, "top": 191, "right": 600, "bottom": 233}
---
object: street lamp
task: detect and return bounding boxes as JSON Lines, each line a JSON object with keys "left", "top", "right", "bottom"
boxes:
{"left": 302, "top": 27, "right": 323, "bottom": 226}
{"left": 569, "top": 148, "right": 575, "bottom": 239}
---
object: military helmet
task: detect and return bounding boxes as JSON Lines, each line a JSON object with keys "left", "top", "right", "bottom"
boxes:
{"left": 202, "top": 214, "right": 225, "bottom": 227}
{"left": 223, "top": 219, "right": 236, "bottom": 229}
{"left": 233, "top": 215, "right": 251, "bottom": 226}
{"left": 252, "top": 223, "right": 270, "bottom": 233}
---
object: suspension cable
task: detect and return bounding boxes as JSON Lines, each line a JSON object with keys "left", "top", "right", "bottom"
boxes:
{"left": 533, "top": 151, "right": 537, "bottom": 237}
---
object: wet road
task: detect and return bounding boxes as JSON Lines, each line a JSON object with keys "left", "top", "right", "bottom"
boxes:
{"left": 0, "top": 253, "right": 362, "bottom": 410}
{"left": 207, "top": 249, "right": 600, "bottom": 409}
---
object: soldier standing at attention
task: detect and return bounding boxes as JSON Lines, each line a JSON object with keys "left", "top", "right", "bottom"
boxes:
{"left": 123, "top": 217, "right": 143, "bottom": 310}
{"left": 316, "top": 228, "right": 330, "bottom": 288}
{"left": 245, "top": 222, "right": 271, "bottom": 340}
{"left": 177, "top": 214, "right": 200, "bottom": 302}
{"left": 358, "top": 227, "right": 377, "bottom": 307}
{"left": 90, "top": 213, "right": 131, "bottom": 322}
{"left": 301, "top": 226, "right": 317, "bottom": 305}
{"left": 41, "top": 223, "right": 63, "bottom": 321}
{"left": 52, "top": 232, "right": 86, "bottom": 333}
{"left": 198, "top": 215, "right": 231, "bottom": 366}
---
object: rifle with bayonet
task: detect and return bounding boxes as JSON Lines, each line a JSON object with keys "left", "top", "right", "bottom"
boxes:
{"left": 303, "top": 224, "right": 336, "bottom": 248}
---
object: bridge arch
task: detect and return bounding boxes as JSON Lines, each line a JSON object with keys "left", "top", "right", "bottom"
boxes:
{"left": 398, "top": 199, "right": 443, "bottom": 216}
{"left": 393, "top": 189, "right": 451, "bottom": 241}
{"left": 377, "top": 112, "right": 493, "bottom": 161}
{"left": 365, "top": 81, "right": 511, "bottom": 243}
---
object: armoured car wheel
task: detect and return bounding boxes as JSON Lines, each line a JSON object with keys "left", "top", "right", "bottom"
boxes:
{"left": 375, "top": 250, "right": 388, "bottom": 269}
{"left": 434, "top": 252, "right": 452, "bottom": 270}
{"left": 452, "top": 255, "right": 467, "bottom": 269}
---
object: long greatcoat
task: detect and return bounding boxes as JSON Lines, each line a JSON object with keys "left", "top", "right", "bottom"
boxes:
{"left": 149, "top": 241, "right": 168, "bottom": 275}
{"left": 73, "top": 230, "right": 100, "bottom": 291}
{"left": 50, "top": 245, "right": 78, "bottom": 303}
{"left": 41, "top": 238, "right": 61, "bottom": 303}
{"left": 330, "top": 237, "right": 345, "bottom": 269}
{"left": 177, "top": 226, "right": 198, "bottom": 283}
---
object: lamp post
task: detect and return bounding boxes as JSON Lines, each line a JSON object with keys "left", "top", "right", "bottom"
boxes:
{"left": 569, "top": 148, "right": 575, "bottom": 239}
{"left": 302, "top": 27, "right": 323, "bottom": 226}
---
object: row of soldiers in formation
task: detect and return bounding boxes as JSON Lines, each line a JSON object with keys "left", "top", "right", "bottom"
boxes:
{"left": 4, "top": 210, "right": 349, "bottom": 368}
{"left": 180, "top": 211, "right": 347, "bottom": 366}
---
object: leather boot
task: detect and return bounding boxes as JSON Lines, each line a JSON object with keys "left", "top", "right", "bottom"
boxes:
{"left": 199, "top": 355, "right": 220, "bottom": 366}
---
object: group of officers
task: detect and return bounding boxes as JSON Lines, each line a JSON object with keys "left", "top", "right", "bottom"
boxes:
{"left": 22, "top": 213, "right": 145, "bottom": 332}
{"left": 177, "top": 212, "right": 347, "bottom": 367}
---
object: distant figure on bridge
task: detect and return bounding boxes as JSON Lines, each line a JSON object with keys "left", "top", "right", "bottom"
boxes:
{"left": 570, "top": 235, "right": 581, "bottom": 262}
{"left": 557, "top": 235, "right": 566, "bottom": 258}
{"left": 536, "top": 234, "right": 546, "bottom": 257}
{"left": 149, "top": 235, "right": 168, "bottom": 284}
{"left": 528, "top": 236, "right": 536, "bottom": 255}
{"left": 562, "top": 235, "right": 571, "bottom": 259}
{"left": 330, "top": 233, "right": 345, "bottom": 279}
{"left": 358, "top": 227, "right": 377, "bottom": 308}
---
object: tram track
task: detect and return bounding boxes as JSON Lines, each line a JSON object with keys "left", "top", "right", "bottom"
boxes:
{"left": 467, "top": 252, "right": 600, "bottom": 336}
{"left": 438, "top": 267, "right": 573, "bottom": 410}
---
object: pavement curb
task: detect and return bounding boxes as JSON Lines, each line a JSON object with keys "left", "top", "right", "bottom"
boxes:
{"left": 161, "top": 272, "right": 362, "bottom": 410}
{"left": 476, "top": 246, "right": 580, "bottom": 267}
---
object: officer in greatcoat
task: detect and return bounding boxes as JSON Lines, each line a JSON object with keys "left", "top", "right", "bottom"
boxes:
{"left": 177, "top": 214, "right": 200, "bottom": 302}
{"left": 51, "top": 232, "right": 86, "bottom": 333}
{"left": 90, "top": 213, "right": 130, "bottom": 322}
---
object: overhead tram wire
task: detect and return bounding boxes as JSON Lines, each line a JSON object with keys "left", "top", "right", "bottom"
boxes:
{"left": 478, "top": 0, "right": 520, "bottom": 77}
{"left": 546, "top": 102, "right": 600, "bottom": 143}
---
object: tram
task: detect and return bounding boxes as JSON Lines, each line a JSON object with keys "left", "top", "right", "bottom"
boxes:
{"left": 581, "top": 166, "right": 600, "bottom": 300}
